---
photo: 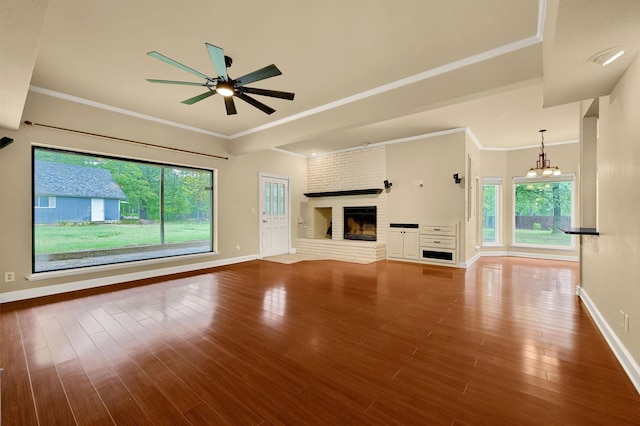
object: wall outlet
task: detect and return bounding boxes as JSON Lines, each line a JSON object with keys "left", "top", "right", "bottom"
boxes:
{"left": 620, "top": 310, "right": 626, "bottom": 328}
{"left": 4, "top": 271, "right": 15, "bottom": 282}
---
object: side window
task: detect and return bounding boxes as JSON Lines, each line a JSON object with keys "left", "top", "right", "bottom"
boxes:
{"left": 482, "top": 178, "right": 501, "bottom": 245}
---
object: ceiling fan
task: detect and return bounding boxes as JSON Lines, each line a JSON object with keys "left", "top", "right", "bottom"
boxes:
{"left": 146, "top": 43, "right": 295, "bottom": 115}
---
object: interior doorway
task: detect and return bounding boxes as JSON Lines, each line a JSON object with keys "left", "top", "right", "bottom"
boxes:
{"left": 259, "top": 173, "right": 290, "bottom": 258}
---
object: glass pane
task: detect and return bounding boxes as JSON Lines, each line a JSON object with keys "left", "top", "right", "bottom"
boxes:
{"left": 514, "top": 181, "right": 572, "bottom": 247}
{"left": 33, "top": 147, "right": 213, "bottom": 272}
{"left": 265, "top": 182, "right": 271, "bottom": 215}
{"left": 279, "top": 183, "right": 285, "bottom": 216}
{"left": 163, "top": 167, "right": 212, "bottom": 252}
{"left": 272, "top": 182, "right": 278, "bottom": 217}
{"left": 483, "top": 184, "right": 496, "bottom": 243}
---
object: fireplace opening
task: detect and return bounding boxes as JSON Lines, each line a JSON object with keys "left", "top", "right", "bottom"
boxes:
{"left": 344, "top": 206, "right": 377, "bottom": 241}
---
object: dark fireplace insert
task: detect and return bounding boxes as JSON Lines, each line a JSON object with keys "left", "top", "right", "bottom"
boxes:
{"left": 344, "top": 206, "right": 377, "bottom": 241}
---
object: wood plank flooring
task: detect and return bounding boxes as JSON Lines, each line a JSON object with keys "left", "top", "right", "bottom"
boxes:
{"left": 2, "top": 257, "right": 639, "bottom": 425}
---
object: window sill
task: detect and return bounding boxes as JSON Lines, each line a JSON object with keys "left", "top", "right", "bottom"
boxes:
{"left": 27, "top": 251, "right": 219, "bottom": 281}
{"left": 510, "top": 244, "right": 576, "bottom": 251}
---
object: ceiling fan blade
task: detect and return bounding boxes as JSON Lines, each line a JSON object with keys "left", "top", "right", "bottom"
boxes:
{"left": 242, "top": 87, "right": 295, "bottom": 100}
{"left": 236, "top": 64, "right": 282, "bottom": 86}
{"left": 237, "top": 93, "right": 276, "bottom": 115}
{"left": 206, "top": 43, "right": 228, "bottom": 81}
{"left": 147, "top": 51, "right": 210, "bottom": 80}
{"left": 224, "top": 97, "right": 237, "bottom": 115}
{"left": 146, "top": 79, "right": 207, "bottom": 86}
{"left": 181, "top": 90, "right": 216, "bottom": 105}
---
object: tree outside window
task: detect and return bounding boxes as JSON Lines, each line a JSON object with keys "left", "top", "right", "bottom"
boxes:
{"left": 513, "top": 179, "right": 573, "bottom": 247}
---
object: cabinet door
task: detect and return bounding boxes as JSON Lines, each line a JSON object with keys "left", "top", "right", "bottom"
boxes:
{"left": 388, "top": 228, "right": 404, "bottom": 258}
{"left": 403, "top": 229, "right": 420, "bottom": 260}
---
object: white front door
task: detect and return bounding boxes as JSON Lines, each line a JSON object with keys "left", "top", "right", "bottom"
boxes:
{"left": 91, "top": 198, "right": 105, "bottom": 222}
{"left": 259, "top": 174, "right": 290, "bottom": 258}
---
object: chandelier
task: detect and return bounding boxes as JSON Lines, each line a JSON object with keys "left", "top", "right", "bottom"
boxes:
{"left": 526, "top": 129, "right": 561, "bottom": 178}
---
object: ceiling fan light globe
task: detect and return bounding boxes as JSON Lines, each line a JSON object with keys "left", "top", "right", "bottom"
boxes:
{"left": 216, "top": 82, "right": 234, "bottom": 97}
{"left": 542, "top": 168, "right": 554, "bottom": 177}
{"left": 526, "top": 169, "right": 538, "bottom": 178}
{"left": 553, "top": 168, "right": 562, "bottom": 176}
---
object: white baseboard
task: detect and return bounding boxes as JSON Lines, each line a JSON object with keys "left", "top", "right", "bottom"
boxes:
{"left": 0, "top": 254, "right": 258, "bottom": 304}
{"left": 577, "top": 286, "right": 640, "bottom": 395}
{"left": 460, "top": 251, "right": 485, "bottom": 268}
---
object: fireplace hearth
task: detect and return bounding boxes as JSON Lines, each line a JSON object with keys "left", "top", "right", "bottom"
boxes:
{"left": 344, "top": 206, "right": 377, "bottom": 241}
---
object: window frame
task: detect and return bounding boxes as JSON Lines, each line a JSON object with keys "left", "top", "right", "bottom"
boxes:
{"left": 32, "top": 146, "right": 216, "bottom": 273}
{"left": 511, "top": 174, "right": 576, "bottom": 250}
{"left": 34, "top": 195, "right": 56, "bottom": 209}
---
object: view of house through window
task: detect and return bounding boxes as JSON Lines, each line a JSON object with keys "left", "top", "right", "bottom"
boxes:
{"left": 482, "top": 178, "right": 501, "bottom": 244}
{"left": 513, "top": 177, "right": 573, "bottom": 248}
{"left": 33, "top": 147, "right": 214, "bottom": 272}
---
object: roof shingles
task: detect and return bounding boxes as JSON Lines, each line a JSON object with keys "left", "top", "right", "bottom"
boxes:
{"left": 34, "top": 161, "right": 126, "bottom": 199}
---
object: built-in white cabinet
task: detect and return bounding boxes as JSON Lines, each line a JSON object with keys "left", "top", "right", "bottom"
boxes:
{"left": 388, "top": 224, "right": 420, "bottom": 260}
{"left": 420, "top": 222, "right": 458, "bottom": 266}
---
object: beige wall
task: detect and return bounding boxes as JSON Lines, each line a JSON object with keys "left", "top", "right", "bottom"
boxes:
{"left": 582, "top": 53, "right": 640, "bottom": 365}
{"left": 0, "top": 92, "right": 306, "bottom": 297}
{"left": 386, "top": 131, "right": 466, "bottom": 226}
{"left": 465, "top": 133, "right": 481, "bottom": 263}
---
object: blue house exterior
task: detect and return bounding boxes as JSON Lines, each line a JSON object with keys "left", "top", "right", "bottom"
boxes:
{"left": 34, "top": 161, "right": 126, "bottom": 224}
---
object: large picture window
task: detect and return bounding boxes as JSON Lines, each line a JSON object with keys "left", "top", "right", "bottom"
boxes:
{"left": 513, "top": 176, "right": 574, "bottom": 248}
{"left": 33, "top": 147, "right": 214, "bottom": 273}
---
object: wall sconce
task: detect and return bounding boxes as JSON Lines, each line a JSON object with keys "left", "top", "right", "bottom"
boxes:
{"left": 384, "top": 180, "right": 392, "bottom": 189}
{"left": 453, "top": 173, "right": 461, "bottom": 184}
{"left": 0, "top": 136, "right": 13, "bottom": 149}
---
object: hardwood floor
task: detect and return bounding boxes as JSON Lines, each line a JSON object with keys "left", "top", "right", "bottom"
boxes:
{"left": 1, "top": 257, "right": 639, "bottom": 425}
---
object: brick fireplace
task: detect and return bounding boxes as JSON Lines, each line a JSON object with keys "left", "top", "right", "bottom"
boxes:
{"left": 295, "top": 146, "right": 387, "bottom": 263}
{"left": 296, "top": 197, "right": 386, "bottom": 263}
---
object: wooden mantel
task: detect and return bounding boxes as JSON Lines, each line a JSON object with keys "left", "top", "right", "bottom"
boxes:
{"left": 303, "top": 188, "right": 383, "bottom": 198}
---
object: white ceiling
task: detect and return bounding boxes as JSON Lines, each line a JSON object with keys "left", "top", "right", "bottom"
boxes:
{"left": 1, "top": 0, "right": 639, "bottom": 156}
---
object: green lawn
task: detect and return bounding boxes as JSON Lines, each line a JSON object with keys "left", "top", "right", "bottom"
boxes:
{"left": 35, "top": 222, "right": 211, "bottom": 254}
{"left": 514, "top": 229, "right": 571, "bottom": 246}
{"left": 482, "top": 228, "right": 571, "bottom": 246}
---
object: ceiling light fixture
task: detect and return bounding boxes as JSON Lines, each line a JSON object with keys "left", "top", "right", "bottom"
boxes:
{"left": 526, "top": 129, "right": 561, "bottom": 178}
{"left": 215, "top": 81, "right": 234, "bottom": 97}
{"left": 590, "top": 47, "right": 625, "bottom": 66}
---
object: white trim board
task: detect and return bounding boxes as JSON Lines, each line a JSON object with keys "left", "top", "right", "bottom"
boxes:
{"left": 577, "top": 286, "right": 640, "bottom": 395}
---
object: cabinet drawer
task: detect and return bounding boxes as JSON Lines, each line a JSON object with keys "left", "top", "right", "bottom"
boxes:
{"left": 420, "top": 235, "right": 456, "bottom": 249}
{"left": 421, "top": 225, "right": 455, "bottom": 236}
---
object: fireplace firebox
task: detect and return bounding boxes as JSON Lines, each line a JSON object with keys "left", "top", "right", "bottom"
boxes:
{"left": 344, "top": 206, "right": 377, "bottom": 241}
